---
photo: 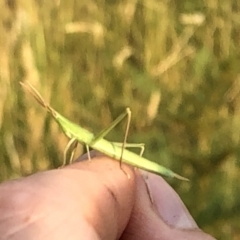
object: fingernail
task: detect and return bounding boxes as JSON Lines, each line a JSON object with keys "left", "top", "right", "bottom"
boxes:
{"left": 140, "top": 171, "right": 198, "bottom": 229}
{"left": 75, "top": 153, "right": 88, "bottom": 162}
{"left": 75, "top": 150, "right": 105, "bottom": 162}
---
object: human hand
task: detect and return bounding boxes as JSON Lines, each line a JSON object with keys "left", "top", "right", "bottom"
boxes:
{"left": 0, "top": 154, "right": 216, "bottom": 240}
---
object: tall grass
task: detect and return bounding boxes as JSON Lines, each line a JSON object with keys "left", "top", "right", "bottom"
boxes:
{"left": 0, "top": 0, "right": 240, "bottom": 239}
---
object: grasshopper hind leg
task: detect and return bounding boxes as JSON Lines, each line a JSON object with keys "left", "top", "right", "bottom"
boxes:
{"left": 119, "top": 108, "right": 131, "bottom": 179}
{"left": 90, "top": 108, "right": 132, "bottom": 178}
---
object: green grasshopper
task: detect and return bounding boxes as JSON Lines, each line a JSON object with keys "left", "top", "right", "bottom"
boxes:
{"left": 20, "top": 82, "right": 188, "bottom": 181}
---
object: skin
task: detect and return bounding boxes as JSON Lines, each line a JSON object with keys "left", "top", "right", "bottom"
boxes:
{"left": 0, "top": 153, "right": 216, "bottom": 240}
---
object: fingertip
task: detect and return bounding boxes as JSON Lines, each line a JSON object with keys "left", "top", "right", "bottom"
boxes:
{"left": 65, "top": 155, "right": 138, "bottom": 238}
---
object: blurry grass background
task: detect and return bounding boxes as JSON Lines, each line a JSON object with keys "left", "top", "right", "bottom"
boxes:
{"left": 0, "top": 0, "right": 240, "bottom": 239}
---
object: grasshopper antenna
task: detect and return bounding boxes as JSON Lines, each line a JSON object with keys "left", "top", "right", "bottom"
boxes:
{"left": 20, "top": 82, "right": 56, "bottom": 116}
